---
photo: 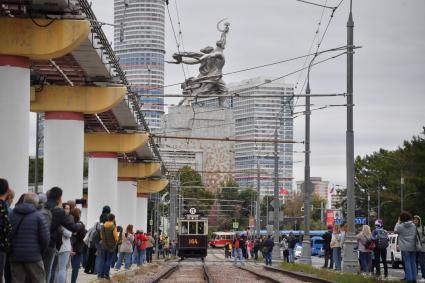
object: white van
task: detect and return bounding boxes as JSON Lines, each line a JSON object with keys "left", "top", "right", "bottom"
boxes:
{"left": 387, "top": 233, "right": 403, "bottom": 268}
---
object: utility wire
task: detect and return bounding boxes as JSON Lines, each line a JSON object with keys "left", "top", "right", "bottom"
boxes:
{"left": 166, "top": 1, "right": 187, "bottom": 80}
{"left": 152, "top": 45, "right": 347, "bottom": 92}
{"left": 173, "top": 0, "right": 190, "bottom": 76}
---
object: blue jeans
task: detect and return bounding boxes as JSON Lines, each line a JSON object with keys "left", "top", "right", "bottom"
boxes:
{"left": 265, "top": 251, "right": 272, "bottom": 266}
{"left": 98, "top": 250, "right": 114, "bottom": 278}
{"left": 288, "top": 248, "right": 295, "bottom": 263}
{"left": 70, "top": 253, "right": 81, "bottom": 283}
{"left": 332, "top": 247, "right": 342, "bottom": 270}
{"left": 234, "top": 248, "right": 243, "bottom": 264}
{"left": 134, "top": 249, "right": 146, "bottom": 266}
{"left": 359, "top": 251, "right": 371, "bottom": 272}
{"left": 115, "top": 252, "right": 132, "bottom": 270}
{"left": 56, "top": 251, "right": 70, "bottom": 283}
{"left": 402, "top": 251, "right": 417, "bottom": 282}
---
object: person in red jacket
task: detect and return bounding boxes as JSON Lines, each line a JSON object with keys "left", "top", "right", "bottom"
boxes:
{"left": 134, "top": 230, "right": 148, "bottom": 266}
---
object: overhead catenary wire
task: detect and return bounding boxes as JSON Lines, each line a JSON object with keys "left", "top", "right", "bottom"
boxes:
{"left": 152, "top": 134, "right": 302, "bottom": 144}
{"left": 165, "top": 1, "right": 187, "bottom": 80}
{"left": 150, "top": 45, "right": 348, "bottom": 92}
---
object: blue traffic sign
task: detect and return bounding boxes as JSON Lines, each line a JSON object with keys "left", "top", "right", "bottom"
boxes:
{"left": 355, "top": 217, "right": 367, "bottom": 225}
{"left": 334, "top": 218, "right": 344, "bottom": 225}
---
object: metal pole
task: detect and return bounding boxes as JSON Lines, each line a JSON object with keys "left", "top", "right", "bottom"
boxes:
{"left": 273, "top": 128, "right": 279, "bottom": 243}
{"left": 367, "top": 190, "right": 370, "bottom": 225}
{"left": 34, "top": 113, "right": 40, "bottom": 193}
{"left": 343, "top": 0, "right": 358, "bottom": 272}
{"left": 155, "top": 193, "right": 160, "bottom": 259}
{"left": 400, "top": 169, "right": 404, "bottom": 212}
{"left": 320, "top": 201, "right": 324, "bottom": 230}
{"left": 256, "top": 162, "right": 261, "bottom": 237}
{"left": 300, "top": 82, "right": 312, "bottom": 265}
{"left": 377, "top": 184, "right": 381, "bottom": 220}
{"left": 169, "top": 177, "right": 177, "bottom": 243}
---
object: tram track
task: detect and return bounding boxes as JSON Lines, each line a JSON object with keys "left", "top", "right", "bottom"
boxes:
{"left": 151, "top": 258, "right": 213, "bottom": 283}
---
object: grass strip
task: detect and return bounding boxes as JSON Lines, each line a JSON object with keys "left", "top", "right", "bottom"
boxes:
{"left": 279, "top": 262, "right": 400, "bottom": 283}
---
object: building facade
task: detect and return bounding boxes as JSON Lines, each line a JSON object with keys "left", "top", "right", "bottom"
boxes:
{"left": 231, "top": 77, "right": 294, "bottom": 196}
{"left": 114, "top": 0, "right": 165, "bottom": 130}
{"left": 159, "top": 105, "right": 235, "bottom": 191}
{"left": 296, "top": 177, "right": 330, "bottom": 201}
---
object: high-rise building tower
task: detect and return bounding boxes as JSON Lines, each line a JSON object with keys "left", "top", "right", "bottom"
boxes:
{"left": 114, "top": 0, "right": 165, "bottom": 130}
{"left": 231, "top": 77, "right": 294, "bottom": 196}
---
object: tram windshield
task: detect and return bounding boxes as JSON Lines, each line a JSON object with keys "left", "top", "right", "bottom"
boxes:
{"left": 189, "top": 221, "right": 196, "bottom": 234}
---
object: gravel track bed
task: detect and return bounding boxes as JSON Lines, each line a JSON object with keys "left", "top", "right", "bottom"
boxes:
{"left": 160, "top": 265, "right": 207, "bottom": 283}
{"left": 207, "top": 265, "right": 270, "bottom": 283}
{"left": 117, "top": 263, "right": 173, "bottom": 283}
{"left": 247, "top": 265, "right": 310, "bottom": 283}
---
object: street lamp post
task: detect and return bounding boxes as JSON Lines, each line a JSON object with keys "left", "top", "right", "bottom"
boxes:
{"left": 343, "top": 0, "right": 358, "bottom": 272}
{"left": 366, "top": 170, "right": 382, "bottom": 220}
{"left": 300, "top": 81, "right": 312, "bottom": 265}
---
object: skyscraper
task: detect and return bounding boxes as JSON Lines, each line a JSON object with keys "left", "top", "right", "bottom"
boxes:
{"left": 231, "top": 77, "right": 294, "bottom": 196}
{"left": 114, "top": 0, "right": 165, "bottom": 130}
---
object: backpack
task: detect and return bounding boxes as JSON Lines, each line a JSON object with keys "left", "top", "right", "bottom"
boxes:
{"left": 376, "top": 229, "right": 389, "bottom": 249}
{"left": 364, "top": 235, "right": 376, "bottom": 251}
{"left": 235, "top": 239, "right": 240, "bottom": 249}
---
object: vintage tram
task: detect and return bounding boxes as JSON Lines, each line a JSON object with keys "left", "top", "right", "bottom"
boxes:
{"left": 177, "top": 208, "right": 208, "bottom": 259}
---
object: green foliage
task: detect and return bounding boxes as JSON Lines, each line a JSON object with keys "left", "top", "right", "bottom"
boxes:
{"left": 214, "top": 178, "right": 257, "bottom": 231}
{"left": 28, "top": 157, "right": 43, "bottom": 184}
{"left": 176, "top": 166, "right": 214, "bottom": 216}
{"left": 354, "top": 127, "right": 425, "bottom": 230}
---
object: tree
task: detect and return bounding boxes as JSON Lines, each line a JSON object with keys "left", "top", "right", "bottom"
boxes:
{"left": 176, "top": 166, "right": 214, "bottom": 216}
{"left": 353, "top": 127, "right": 425, "bottom": 230}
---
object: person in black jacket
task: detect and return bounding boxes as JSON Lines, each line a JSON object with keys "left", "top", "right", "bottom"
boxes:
{"left": 42, "top": 187, "right": 82, "bottom": 282}
{"left": 322, "top": 226, "right": 334, "bottom": 269}
{"left": 9, "top": 192, "right": 49, "bottom": 283}
{"left": 70, "top": 207, "right": 86, "bottom": 283}
{"left": 263, "top": 235, "right": 275, "bottom": 266}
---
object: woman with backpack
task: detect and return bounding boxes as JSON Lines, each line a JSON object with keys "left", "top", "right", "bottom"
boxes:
{"left": 134, "top": 230, "right": 148, "bottom": 266}
{"left": 356, "top": 224, "right": 373, "bottom": 273}
{"left": 330, "top": 225, "right": 343, "bottom": 271}
{"left": 372, "top": 219, "right": 389, "bottom": 278}
{"left": 115, "top": 225, "right": 134, "bottom": 270}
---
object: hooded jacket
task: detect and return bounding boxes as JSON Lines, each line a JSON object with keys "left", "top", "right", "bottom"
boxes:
{"left": 9, "top": 203, "right": 49, "bottom": 262}
{"left": 415, "top": 215, "right": 425, "bottom": 252}
{"left": 394, "top": 221, "right": 417, "bottom": 252}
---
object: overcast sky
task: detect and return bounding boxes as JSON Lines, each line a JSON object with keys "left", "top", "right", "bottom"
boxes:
{"left": 29, "top": 0, "right": 425, "bottom": 186}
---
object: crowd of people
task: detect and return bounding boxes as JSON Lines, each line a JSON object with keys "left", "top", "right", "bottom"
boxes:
{"left": 0, "top": 178, "right": 176, "bottom": 283}
{"left": 320, "top": 211, "right": 425, "bottom": 282}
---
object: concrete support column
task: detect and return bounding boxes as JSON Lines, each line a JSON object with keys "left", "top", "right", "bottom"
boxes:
{"left": 0, "top": 55, "right": 30, "bottom": 199}
{"left": 117, "top": 178, "right": 137, "bottom": 229}
{"left": 87, "top": 152, "right": 118, "bottom": 227}
{"left": 136, "top": 194, "right": 148, "bottom": 232}
{"left": 43, "top": 112, "right": 84, "bottom": 202}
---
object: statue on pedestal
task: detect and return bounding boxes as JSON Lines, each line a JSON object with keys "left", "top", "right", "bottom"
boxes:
{"left": 167, "top": 19, "right": 230, "bottom": 106}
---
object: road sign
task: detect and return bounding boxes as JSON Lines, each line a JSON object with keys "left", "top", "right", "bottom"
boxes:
{"left": 232, "top": 222, "right": 239, "bottom": 229}
{"left": 149, "top": 219, "right": 153, "bottom": 226}
{"left": 189, "top": 207, "right": 197, "bottom": 215}
{"left": 334, "top": 218, "right": 344, "bottom": 225}
{"left": 355, "top": 217, "right": 367, "bottom": 225}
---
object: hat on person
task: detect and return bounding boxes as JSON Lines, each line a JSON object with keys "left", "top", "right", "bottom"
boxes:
{"left": 375, "top": 219, "right": 383, "bottom": 227}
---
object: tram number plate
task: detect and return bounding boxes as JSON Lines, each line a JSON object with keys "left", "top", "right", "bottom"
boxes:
{"left": 188, "top": 238, "right": 199, "bottom": 245}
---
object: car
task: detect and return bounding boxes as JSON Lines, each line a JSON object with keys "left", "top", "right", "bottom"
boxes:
{"left": 387, "top": 233, "right": 403, "bottom": 269}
